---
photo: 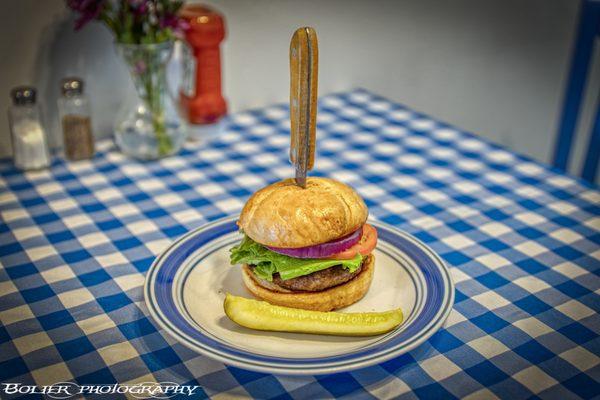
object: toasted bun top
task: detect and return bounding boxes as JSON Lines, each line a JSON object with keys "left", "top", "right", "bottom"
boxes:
{"left": 239, "top": 177, "right": 368, "bottom": 248}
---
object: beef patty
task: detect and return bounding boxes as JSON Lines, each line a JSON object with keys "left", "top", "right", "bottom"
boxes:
{"left": 250, "top": 255, "right": 370, "bottom": 292}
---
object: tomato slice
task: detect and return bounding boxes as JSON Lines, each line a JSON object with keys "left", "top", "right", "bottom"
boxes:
{"left": 328, "top": 224, "right": 378, "bottom": 259}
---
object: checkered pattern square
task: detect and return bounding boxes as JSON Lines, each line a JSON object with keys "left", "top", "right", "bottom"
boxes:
{"left": 1, "top": 89, "right": 598, "bottom": 399}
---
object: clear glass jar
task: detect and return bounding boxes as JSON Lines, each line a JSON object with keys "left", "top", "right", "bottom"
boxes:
{"left": 58, "top": 78, "right": 95, "bottom": 160}
{"left": 8, "top": 86, "right": 51, "bottom": 170}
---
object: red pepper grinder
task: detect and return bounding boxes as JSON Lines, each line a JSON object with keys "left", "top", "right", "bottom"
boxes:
{"left": 179, "top": 4, "right": 227, "bottom": 127}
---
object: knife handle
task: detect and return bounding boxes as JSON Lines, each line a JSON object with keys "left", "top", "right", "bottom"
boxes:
{"left": 290, "top": 27, "right": 318, "bottom": 173}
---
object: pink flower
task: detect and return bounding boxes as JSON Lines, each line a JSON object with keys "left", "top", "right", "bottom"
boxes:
{"left": 134, "top": 60, "right": 147, "bottom": 74}
{"left": 129, "top": 0, "right": 149, "bottom": 15}
{"left": 66, "top": 0, "right": 107, "bottom": 30}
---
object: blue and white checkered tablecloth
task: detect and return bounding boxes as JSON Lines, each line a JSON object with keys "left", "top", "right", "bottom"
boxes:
{"left": 0, "top": 89, "right": 599, "bottom": 399}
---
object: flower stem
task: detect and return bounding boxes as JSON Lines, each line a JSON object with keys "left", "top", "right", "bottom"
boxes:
{"left": 142, "top": 57, "right": 172, "bottom": 157}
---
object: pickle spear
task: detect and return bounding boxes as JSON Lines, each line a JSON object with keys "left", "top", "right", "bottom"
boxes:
{"left": 223, "top": 294, "right": 403, "bottom": 336}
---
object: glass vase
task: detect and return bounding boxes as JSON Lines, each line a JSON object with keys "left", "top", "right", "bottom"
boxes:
{"left": 114, "top": 42, "right": 187, "bottom": 160}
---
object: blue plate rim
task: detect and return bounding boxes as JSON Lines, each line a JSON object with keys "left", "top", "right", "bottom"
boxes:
{"left": 144, "top": 215, "right": 455, "bottom": 375}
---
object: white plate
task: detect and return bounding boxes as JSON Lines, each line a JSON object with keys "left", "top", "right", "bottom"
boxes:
{"left": 145, "top": 216, "right": 454, "bottom": 375}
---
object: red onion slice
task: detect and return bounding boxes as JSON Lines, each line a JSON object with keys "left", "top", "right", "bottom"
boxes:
{"left": 266, "top": 226, "right": 363, "bottom": 258}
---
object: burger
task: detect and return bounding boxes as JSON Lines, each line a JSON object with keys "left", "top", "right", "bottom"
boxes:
{"left": 229, "top": 177, "right": 378, "bottom": 311}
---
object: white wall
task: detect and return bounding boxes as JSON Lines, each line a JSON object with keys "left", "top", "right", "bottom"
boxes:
{"left": 1, "top": 0, "right": 595, "bottom": 182}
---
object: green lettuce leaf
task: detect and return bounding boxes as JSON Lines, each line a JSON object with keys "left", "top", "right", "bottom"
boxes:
{"left": 230, "top": 235, "right": 362, "bottom": 281}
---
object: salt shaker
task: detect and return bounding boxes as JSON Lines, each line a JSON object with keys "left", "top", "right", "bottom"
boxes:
{"left": 8, "top": 86, "right": 51, "bottom": 171}
{"left": 58, "top": 78, "right": 94, "bottom": 160}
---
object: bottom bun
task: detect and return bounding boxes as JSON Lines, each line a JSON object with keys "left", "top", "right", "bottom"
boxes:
{"left": 241, "top": 254, "right": 375, "bottom": 311}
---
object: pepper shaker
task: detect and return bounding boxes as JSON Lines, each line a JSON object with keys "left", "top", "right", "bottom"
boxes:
{"left": 179, "top": 5, "right": 228, "bottom": 126}
{"left": 58, "top": 77, "right": 94, "bottom": 160}
{"left": 8, "top": 86, "right": 51, "bottom": 171}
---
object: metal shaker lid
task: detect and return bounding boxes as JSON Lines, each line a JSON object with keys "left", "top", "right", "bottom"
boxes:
{"left": 61, "top": 77, "right": 84, "bottom": 97}
{"left": 11, "top": 86, "right": 36, "bottom": 105}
